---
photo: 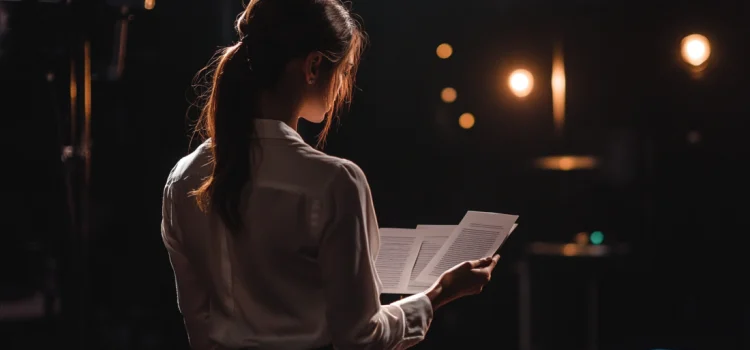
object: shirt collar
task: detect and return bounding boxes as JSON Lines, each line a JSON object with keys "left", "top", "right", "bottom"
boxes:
{"left": 253, "top": 118, "right": 305, "bottom": 143}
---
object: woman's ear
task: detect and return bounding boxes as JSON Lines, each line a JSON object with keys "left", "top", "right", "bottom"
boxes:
{"left": 304, "top": 52, "right": 324, "bottom": 84}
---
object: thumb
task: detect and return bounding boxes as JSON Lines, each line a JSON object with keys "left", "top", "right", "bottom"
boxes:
{"left": 480, "top": 254, "right": 501, "bottom": 273}
{"left": 490, "top": 254, "right": 501, "bottom": 267}
{"left": 469, "top": 256, "right": 494, "bottom": 269}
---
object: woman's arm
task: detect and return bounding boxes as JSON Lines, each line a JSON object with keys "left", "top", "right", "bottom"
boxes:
{"left": 162, "top": 181, "right": 212, "bottom": 350}
{"left": 319, "top": 161, "right": 436, "bottom": 350}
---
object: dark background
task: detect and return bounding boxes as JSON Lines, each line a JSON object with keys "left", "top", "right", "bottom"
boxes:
{"left": 1, "top": 0, "right": 748, "bottom": 349}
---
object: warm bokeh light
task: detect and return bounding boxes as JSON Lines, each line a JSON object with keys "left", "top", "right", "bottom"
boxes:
{"left": 440, "top": 87, "right": 457, "bottom": 103}
{"left": 534, "top": 155, "right": 598, "bottom": 171}
{"left": 508, "top": 69, "right": 534, "bottom": 98}
{"left": 458, "top": 113, "right": 475, "bottom": 129}
{"left": 575, "top": 232, "right": 589, "bottom": 245}
{"left": 144, "top": 0, "right": 155, "bottom": 10}
{"left": 681, "top": 34, "right": 710, "bottom": 67}
{"left": 551, "top": 46, "right": 566, "bottom": 134}
{"left": 436, "top": 43, "right": 453, "bottom": 59}
{"left": 558, "top": 157, "right": 574, "bottom": 171}
{"left": 562, "top": 243, "right": 578, "bottom": 256}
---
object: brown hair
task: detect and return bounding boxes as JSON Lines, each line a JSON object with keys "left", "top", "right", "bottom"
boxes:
{"left": 191, "top": 0, "right": 364, "bottom": 231}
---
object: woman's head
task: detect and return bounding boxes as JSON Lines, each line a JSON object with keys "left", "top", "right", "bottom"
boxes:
{"left": 192, "top": 0, "right": 364, "bottom": 230}
{"left": 233, "top": 0, "right": 363, "bottom": 127}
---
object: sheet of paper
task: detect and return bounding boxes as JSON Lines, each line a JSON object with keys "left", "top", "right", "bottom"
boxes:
{"left": 375, "top": 228, "right": 423, "bottom": 294}
{"left": 403, "top": 227, "right": 453, "bottom": 294}
{"left": 415, "top": 225, "right": 457, "bottom": 231}
{"left": 415, "top": 211, "right": 518, "bottom": 283}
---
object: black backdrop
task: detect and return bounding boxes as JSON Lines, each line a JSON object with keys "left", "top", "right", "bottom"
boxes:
{"left": 1, "top": 0, "right": 748, "bottom": 348}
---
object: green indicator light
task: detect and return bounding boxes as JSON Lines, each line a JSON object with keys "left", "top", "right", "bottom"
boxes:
{"left": 590, "top": 231, "right": 604, "bottom": 245}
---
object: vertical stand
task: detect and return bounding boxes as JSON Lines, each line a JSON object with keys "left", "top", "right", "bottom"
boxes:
{"left": 518, "top": 259, "right": 531, "bottom": 350}
{"left": 519, "top": 243, "right": 621, "bottom": 350}
{"left": 587, "top": 278, "right": 599, "bottom": 350}
{"left": 60, "top": 2, "right": 93, "bottom": 346}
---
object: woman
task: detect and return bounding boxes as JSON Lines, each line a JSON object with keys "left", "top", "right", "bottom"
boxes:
{"left": 161, "top": 1, "right": 500, "bottom": 349}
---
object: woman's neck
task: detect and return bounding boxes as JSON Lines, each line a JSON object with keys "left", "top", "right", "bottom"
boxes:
{"left": 259, "top": 89, "right": 300, "bottom": 131}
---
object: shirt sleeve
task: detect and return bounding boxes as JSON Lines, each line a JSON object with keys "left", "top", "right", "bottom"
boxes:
{"left": 161, "top": 180, "right": 213, "bottom": 350}
{"left": 319, "top": 161, "right": 434, "bottom": 350}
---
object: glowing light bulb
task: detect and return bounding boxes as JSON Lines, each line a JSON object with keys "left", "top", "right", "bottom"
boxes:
{"left": 681, "top": 34, "right": 710, "bottom": 67}
{"left": 508, "top": 69, "right": 534, "bottom": 98}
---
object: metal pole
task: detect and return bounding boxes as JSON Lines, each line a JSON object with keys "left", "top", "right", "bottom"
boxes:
{"left": 519, "top": 259, "right": 531, "bottom": 350}
{"left": 587, "top": 277, "right": 598, "bottom": 350}
{"left": 61, "top": 2, "right": 93, "bottom": 346}
{"left": 62, "top": 32, "right": 85, "bottom": 349}
{"left": 76, "top": 37, "right": 92, "bottom": 349}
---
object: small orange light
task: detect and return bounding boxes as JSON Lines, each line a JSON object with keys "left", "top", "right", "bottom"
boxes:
{"left": 458, "top": 113, "right": 475, "bottom": 129}
{"left": 436, "top": 43, "right": 453, "bottom": 59}
{"left": 441, "top": 87, "right": 457, "bottom": 103}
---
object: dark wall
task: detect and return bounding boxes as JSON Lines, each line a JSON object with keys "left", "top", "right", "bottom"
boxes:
{"left": 1, "top": 0, "right": 748, "bottom": 348}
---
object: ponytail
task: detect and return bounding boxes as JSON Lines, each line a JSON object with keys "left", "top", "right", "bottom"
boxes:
{"left": 189, "top": 0, "right": 365, "bottom": 233}
{"left": 191, "top": 42, "right": 257, "bottom": 232}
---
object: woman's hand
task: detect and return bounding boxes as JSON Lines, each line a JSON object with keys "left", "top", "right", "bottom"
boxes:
{"left": 425, "top": 254, "right": 500, "bottom": 310}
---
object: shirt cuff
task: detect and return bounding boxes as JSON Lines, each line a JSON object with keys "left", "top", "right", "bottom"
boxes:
{"left": 392, "top": 292, "right": 434, "bottom": 346}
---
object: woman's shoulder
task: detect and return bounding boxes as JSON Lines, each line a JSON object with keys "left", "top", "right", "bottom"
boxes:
{"left": 331, "top": 158, "right": 367, "bottom": 183}
{"left": 165, "top": 141, "right": 213, "bottom": 188}
{"left": 321, "top": 156, "right": 370, "bottom": 192}
{"left": 294, "top": 147, "right": 368, "bottom": 189}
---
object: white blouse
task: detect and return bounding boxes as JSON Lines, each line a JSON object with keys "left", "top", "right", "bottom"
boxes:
{"left": 161, "top": 119, "right": 434, "bottom": 350}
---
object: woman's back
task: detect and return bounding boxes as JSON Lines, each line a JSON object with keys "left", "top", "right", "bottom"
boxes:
{"left": 163, "top": 119, "right": 381, "bottom": 349}
{"left": 161, "top": 2, "right": 502, "bottom": 349}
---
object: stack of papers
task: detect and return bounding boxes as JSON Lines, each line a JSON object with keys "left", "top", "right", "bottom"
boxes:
{"left": 375, "top": 211, "right": 519, "bottom": 294}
